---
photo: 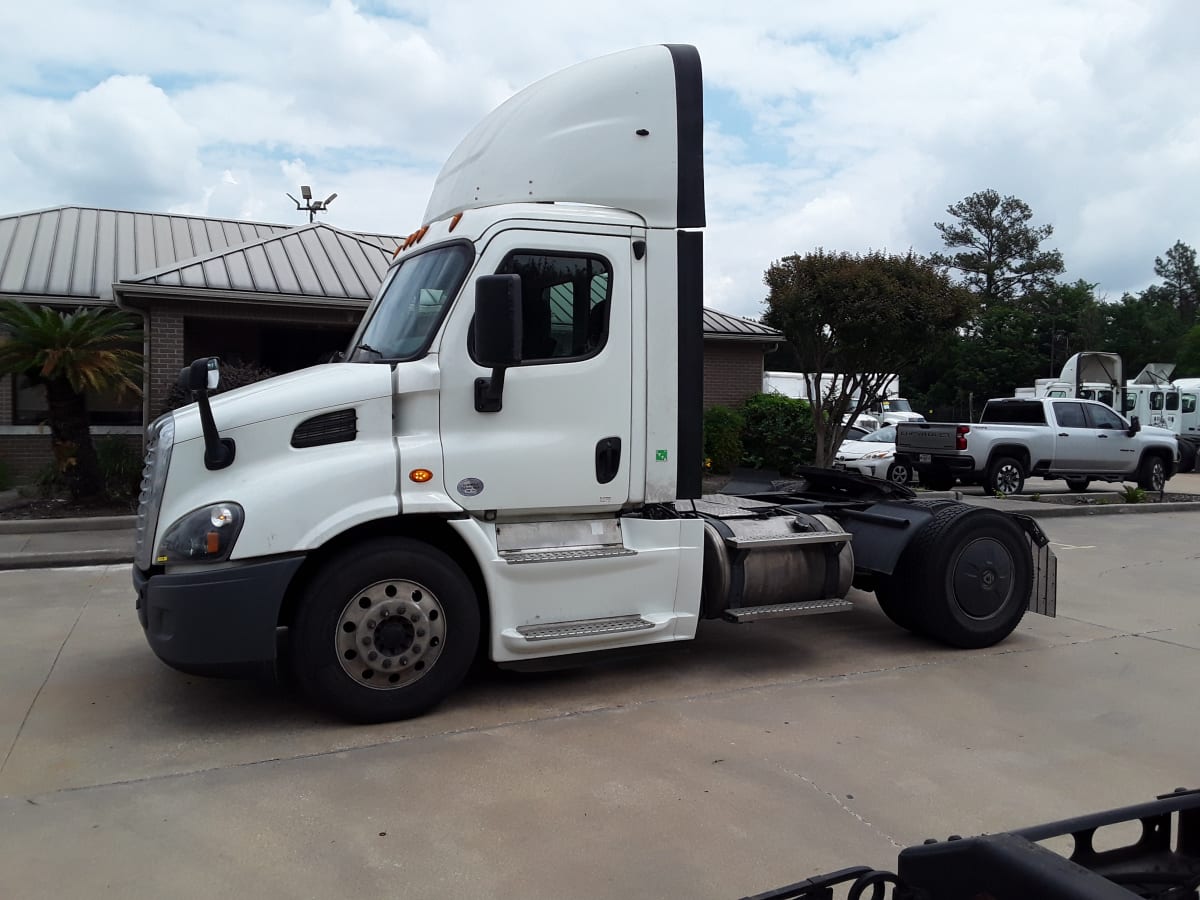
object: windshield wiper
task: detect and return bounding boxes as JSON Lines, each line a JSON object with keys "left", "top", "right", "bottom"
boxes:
{"left": 350, "top": 342, "right": 383, "bottom": 360}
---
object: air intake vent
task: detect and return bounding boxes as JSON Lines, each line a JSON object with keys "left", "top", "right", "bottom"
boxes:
{"left": 292, "top": 409, "right": 357, "bottom": 448}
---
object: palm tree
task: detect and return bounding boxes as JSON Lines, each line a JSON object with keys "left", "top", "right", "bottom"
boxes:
{"left": 0, "top": 301, "right": 142, "bottom": 501}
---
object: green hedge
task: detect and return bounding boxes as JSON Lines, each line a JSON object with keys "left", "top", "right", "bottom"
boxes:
{"left": 739, "top": 393, "right": 815, "bottom": 475}
{"left": 703, "top": 406, "right": 744, "bottom": 474}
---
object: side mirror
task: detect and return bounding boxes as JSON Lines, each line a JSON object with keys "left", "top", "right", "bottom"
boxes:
{"left": 1127, "top": 415, "right": 1141, "bottom": 437}
{"left": 473, "top": 275, "right": 523, "bottom": 412}
{"left": 178, "top": 357, "right": 220, "bottom": 393}
{"left": 474, "top": 275, "right": 523, "bottom": 368}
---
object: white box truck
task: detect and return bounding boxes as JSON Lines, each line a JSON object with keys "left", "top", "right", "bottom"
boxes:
{"left": 133, "top": 45, "right": 1055, "bottom": 722}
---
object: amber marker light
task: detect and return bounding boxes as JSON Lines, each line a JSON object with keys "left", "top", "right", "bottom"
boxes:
{"left": 409, "top": 469, "right": 434, "bottom": 483}
{"left": 448, "top": 212, "right": 463, "bottom": 232}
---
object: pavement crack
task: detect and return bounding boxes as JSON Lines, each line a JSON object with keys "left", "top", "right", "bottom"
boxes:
{"left": 0, "top": 594, "right": 90, "bottom": 776}
{"left": 775, "top": 763, "right": 904, "bottom": 849}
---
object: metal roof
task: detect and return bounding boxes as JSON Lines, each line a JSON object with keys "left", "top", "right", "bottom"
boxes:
{"left": 121, "top": 223, "right": 393, "bottom": 301}
{"left": 0, "top": 206, "right": 294, "bottom": 301}
{"left": 702, "top": 307, "right": 780, "bottom": 341}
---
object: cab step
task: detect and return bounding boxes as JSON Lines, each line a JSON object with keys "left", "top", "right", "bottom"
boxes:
{"left": 722, "top": 598, "right": 854, "bottom": 623}
{"left": 515, "top": 614, "right": 655, "bottom": 641}
{"left": 500, "top": 546, "right": 638, "bottom": 565}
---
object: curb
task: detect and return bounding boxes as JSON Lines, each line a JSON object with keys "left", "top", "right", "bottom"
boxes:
{"left": 0, "top": 516, "right": 136, "bottom": 535}
{"left": 0, "top": 549, "right": 133, "bottom": 570}
{"left": 994, "top": 500, "right": 1200, "bottom": 518}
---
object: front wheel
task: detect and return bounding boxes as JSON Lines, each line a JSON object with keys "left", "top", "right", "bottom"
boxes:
{"left": 1065, "top": 477, "right": 1091, "bottom": 493}
{"left": 1136, "top": 454, "right": 1167, "bottom": 493}
{"left": 889, "top": 505, "right": 1030, "bottom": 648}
{"left": 886, "top": 462, "right": 912, "bottom": 487}
{"left": 290, "top": 538, "right": 481, "bottom": 723}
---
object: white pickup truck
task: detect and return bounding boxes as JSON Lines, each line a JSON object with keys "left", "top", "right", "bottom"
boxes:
{"left": 895, "top": 397, "right": 1179, "bottom": 495}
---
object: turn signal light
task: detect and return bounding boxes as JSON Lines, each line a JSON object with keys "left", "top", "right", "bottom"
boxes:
{"left": 409, "top": 469, "right": 434, "bottom": 483}
{"left": 956, "top": 425, "right": 970, "bottom": 451}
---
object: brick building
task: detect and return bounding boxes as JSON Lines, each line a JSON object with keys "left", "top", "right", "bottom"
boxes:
{"left": 0, "top": 206, "right": 778, "bottom": 482}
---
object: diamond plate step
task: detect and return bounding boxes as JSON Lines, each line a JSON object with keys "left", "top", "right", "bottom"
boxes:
{"left": 515, "top": 615, "right": 654, "bottom": 641}
{"left": 722, "top": 598, "right": 854, "bottom": 623}
{"left": 726, "top": 532, "right": 851, "bottom": 549}
{"left": 500, "top": 546, "right": 637, "bottom": 565}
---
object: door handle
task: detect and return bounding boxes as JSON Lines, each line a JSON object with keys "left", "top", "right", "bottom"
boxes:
{"left": 1057, "top": 432, "right": 1068, "bottom": 437}
{"left": 595, "top": 436, "right": 622, "bottom": 485}
{"left": 1097, "top": 434, "right": 1108, "bottom": 439}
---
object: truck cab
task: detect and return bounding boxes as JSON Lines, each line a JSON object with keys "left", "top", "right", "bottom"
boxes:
{"left": 133, "top": 45, "right": 1055, "bottom": 722}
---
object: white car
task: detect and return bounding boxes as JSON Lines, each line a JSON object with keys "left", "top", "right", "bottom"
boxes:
{"left": 833, "top": 425, "right": 915, "bottom": 486}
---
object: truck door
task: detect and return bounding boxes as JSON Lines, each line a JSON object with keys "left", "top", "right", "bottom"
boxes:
{"left": 438, "top": 230, "right": 635, "bottom": 516}
{"left": 1049, "top": 401, "right": 1094, "bottom": 471}
{"left": 1182, "top": 393, "right": 1199, "bottom": 438}
{"left": 1083, "top": 402, "right": 1138, "bottom": 473}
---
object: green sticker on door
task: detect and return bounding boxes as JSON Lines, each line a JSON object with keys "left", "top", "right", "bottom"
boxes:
{"left": 655, "top": 449, "right": 668, "bottom": 461}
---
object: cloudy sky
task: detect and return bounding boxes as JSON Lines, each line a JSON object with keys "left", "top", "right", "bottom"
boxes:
{"left": 1, "top": 0, "right": 1196, "bottom": 319}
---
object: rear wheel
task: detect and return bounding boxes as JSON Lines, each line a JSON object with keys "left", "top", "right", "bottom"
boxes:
{"left": 290, "top": 538, "right": 480, "bottom": 723}
{"left": 1136, "top": 454, "right": 1167, "bottom": 493}
{"left": 888, "top": 505, "right": 1030, "bottom": 648}
{"left": 985, "top": 456, "right": 1025, "bottom": 496}
{"left": 923, "top": 470, "right": 956, "bottom": 491}
{"left": 1065, "top": 477, "right": 1091, "bottom": 493}
{"left": 1179, "top": 442, "right": 1197, "bottom": 474}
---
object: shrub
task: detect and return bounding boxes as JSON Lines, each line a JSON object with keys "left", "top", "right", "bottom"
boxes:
{"left": 1119, "top": 484, "right": 1146, "bottom": 504}
{"left": 35, "top": 461, "right": 67, "bottom": 498}
{"left": 739, "top": 392, "right": 816, "bottom": 475}
{"left": 163, "top": 361, "right": 278, "bottom": 413}
{"left": 96, "top": 436, "right": 143, "bottom": 502}
{"left": 703, "top": 406, "right": 744, "bottom": 475}
{"left": 0, "top": 457, "right": 11, "bottom": 492}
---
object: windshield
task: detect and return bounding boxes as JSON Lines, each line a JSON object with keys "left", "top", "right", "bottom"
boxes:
{"left": 879, "top": 398, "right": 913, "bottom": 412}
{"left": 349, "top": 243, "right": 474, "bottom": 361}
{"left": 863, "top": 426, "right": 897, "bottom": 443}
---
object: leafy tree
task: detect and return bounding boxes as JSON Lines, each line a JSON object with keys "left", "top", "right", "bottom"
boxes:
{"left": 931, "top": 189, "right": 1064, "bottom": 304}
{"left": 1101, "top": 291, "right": 1181, "bottom": 380}
{"left": 1176, "top": 324, "right": 1200, "bottom": 378}
{"left": 1151, "top": 240, "right": 1200, "bottom": 329}
{"left": 0, "top": 301, "right": 142, "bottom": 501}
{"left": 763, "top": 250, "right": 973, "bottom": 465}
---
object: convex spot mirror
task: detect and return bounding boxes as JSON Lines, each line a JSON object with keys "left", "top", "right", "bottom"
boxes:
{"left": 474, "top": 275, "right": 523, "bottom": 369}
{"left": 178, "top": 357, "right": 220, "bottom": 393}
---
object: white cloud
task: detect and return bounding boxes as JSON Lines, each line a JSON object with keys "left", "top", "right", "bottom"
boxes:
{"left": 0, "top": 0, "right": 1196, "bottom": 318}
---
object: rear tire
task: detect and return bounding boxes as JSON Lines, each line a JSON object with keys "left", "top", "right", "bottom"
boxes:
{"left": 1178, "top": 442, "right": 1196, "bottom": 474}
{"left": 923, "top": 470, "right": 956, "bottom": 492}
{"left": 888, "top": 505, "right": 1030, "bottom": 648}
{"left": 1065, "top": 477, "right": 1091, "bottom": 493}
{"left": 1136, "top": 454, "right": 1167, "bottom": 493}
{"left": 985, "top": 456, "right": 1025, "bottom": 496}
{"left": 290, "top": 538, "right": 480, "bottom": 723}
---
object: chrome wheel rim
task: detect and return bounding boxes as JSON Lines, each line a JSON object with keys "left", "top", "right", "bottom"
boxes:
{"left": 996, "top": 465, "right": 1021, "bottom": 495}
{"left": 1151, "top": 461, "right": 1165, "bottom": 492}
{"left": 889, "top": 465, "right": 909, "bottom": 485}
{"left": 335, "top": 579, "right": 447, "bottom": 690}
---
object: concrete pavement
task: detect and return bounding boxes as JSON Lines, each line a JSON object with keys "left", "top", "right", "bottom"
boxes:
{"left": 1, "top": 513, "right": 1197, "bottom": 898}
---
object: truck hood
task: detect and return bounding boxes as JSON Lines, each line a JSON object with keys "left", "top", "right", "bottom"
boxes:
{"left": 171, "top": 363, "right": 395, "bottom": 442}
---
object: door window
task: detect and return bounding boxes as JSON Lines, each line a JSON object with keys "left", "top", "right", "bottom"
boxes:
{"left": 1184, "top": 394, "right": 1197, "bottom": 414}
{"left": 1052, "top": 401, "right": 1088, "bottom": 428}
{"left": 1084, "top": 404, "right": 1125, "bottom": 430}
{"left": 1166, "top": 392, "right": 1180, "bottom": 411}
{"left": 481, "top": 252, "right": 612, "bottom": 364}
{"left": 1150, "top": 391, "right": 1164, "bottom": 410}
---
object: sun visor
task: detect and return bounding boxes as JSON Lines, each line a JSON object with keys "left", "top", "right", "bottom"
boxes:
{"left": 424, "top": 44, "right": 704, "bottom": 230}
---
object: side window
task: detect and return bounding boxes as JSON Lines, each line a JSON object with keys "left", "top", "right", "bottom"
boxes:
{"left": 1184, "top": 394, "right": 1197, "bottom": 414}
{"left": 1097, "top": 389, "right": 1114, "bottom": 407}
{"left": 1053, "top": 401, "right": 1088, "bottom": 428}
{"left": 494, "top": 252, "right": 611, "bottom": 363}
{"left": 1124, "top": 391, "right": 1138, "bottom": 412}
{"left": 1166, "top": 392, "right": 1180, "bottom": 411}
{"left": 1084, "top": 403, "right": 1125, "bottom": 430}
{"left": 1150, "top": 391, "right": 1164, "bottom": 410}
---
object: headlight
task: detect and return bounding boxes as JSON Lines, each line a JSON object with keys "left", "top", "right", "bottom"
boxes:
{"left": 864, "top": 449, "right": 891, "bottom": 459}
{"left": 156, "top": 502, "right": 244, "bottom": 564}
{"left": 135, "top": 414, "right": 175, "bottom": 570}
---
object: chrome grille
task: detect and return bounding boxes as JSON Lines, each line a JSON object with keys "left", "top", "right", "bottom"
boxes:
{"left": 134, "top": 415, "right": 174, "bottom": 570}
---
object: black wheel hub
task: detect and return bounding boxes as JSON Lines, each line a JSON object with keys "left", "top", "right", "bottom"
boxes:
{"left": 375, "top": 617, "right": 416, "bottom": 656}
{"left": 952, "top": 537, "right": 1015, "bottom": 618}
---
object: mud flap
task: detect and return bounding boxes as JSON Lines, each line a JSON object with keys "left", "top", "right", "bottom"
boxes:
{"left": 1013, "top": 514, "right": 1057, "bottom": 617}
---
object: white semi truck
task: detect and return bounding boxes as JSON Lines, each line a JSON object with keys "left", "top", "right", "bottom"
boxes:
{"left": 133, "top": 45, "right": 1055, "bottom": 722}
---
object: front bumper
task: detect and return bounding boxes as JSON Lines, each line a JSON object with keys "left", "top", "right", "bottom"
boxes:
{"left": 134, "top": 556, "right": 305, "bottom": 677}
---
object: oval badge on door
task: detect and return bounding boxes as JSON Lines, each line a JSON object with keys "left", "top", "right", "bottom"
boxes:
{"left": 456, "top": 477, "right": 484, "bottom": 497}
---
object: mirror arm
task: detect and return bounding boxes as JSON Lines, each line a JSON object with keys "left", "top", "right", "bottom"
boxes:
{"left": 194, "top": 391, "right": 236, "bottom": 469}
{"left": 474, "top": 367, "right": 507, "bottom": 413}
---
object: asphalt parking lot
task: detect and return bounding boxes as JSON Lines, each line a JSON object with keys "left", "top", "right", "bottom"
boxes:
{"left": 2, "top": 513, "right": 1199, "bottom": 899}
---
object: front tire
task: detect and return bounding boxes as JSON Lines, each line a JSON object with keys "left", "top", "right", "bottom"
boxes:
{"left": 888, "top": 505, "right": 1030, "bottom": 648}
{"left": 1065, "top": 477, "right": 1091, "bottom": 493}
{"left": 1136, "top": 454, "right": 1167, "bottom": 493}
{"left": 290, "top": 538, "right": 480, "bottom": 723}
{"left": 886, "top": 462, "right": 912, "bottom": 487}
